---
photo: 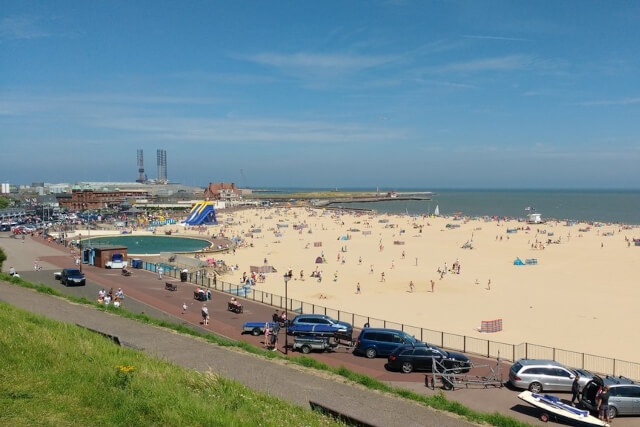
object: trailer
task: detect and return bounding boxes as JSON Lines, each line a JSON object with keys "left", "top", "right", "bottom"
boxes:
{"left": 292, "top": 335, "right": 354, "bottom": 354}
{"left": 242, "top": 322, "right": 278, "bottom": 336}
{"left": 426, "top": 354, "right": 503, "bottom": 391}
{"left": 287, "top": 323, "right": 353, "bottom": 343}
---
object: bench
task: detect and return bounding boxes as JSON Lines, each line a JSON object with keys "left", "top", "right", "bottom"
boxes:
{"left": 165, "top": 282, "right": 178, "bottom": 291}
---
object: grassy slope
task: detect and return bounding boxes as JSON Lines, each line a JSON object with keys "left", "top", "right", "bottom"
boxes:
{"left": 0, "top": 302, "right": 338, "bottom": 426}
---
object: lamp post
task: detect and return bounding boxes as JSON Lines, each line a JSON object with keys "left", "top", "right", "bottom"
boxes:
{"left": 283, "top": 272, "right": 291, "bottom": 355}
{"left": 78, "top": 233, "right": 82, "bottom": 272}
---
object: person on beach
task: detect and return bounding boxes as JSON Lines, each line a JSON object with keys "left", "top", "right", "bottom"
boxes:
{"left": 391, "top": 260, "right": 395, "bottom": 269}
{"left": 430, "top": 280, "right": 435, "bottom": 293}
{"left": 487, "top": 279, "right": 491, "bottom": 290}
{"left": 358, "top": 256, "right": 362, "bottom": 265}
{"left": 356, "top": 282, "right": 361, "bottom": 294}
{"left": 409, "top": 281, "right": 414, "bottom": 293}
{"left": 370, "top": 264, "right": 374, "bottom": 274}
{"left": 380, "top": 272, "right": 385, "bottom": 282}
{"left": 333, "top": 271, "right": 338, "bottom": 282}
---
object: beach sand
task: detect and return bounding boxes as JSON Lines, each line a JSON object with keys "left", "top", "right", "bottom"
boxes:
{"left": 163, "top": 206, "right": 637, "bottom": 362}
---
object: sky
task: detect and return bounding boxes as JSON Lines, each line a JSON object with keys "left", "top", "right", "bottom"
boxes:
{"left": 1, "top": 1, "right": 640, "bottom": 189}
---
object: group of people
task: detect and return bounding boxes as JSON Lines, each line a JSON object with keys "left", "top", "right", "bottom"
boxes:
{"left": 264, "top": 310, "right": 287, "bottom": 352}
{"left": 98, "top": 288, "right": 124, "bottom": 307}
{"left": 194, "top": 287, "right": 212, "bottom": 301}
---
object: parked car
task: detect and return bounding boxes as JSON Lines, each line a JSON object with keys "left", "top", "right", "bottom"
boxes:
{"left": 508, "top": 359, "right": 593, "bottom": 393}
{"left": 288, "top": 314, "right": 353, "bottom": 339}
{"left": 354, "top": 328, "right": 422, "bottom": 359}
{"left": 580, "top": 375, "right": 640, "bottom": 419}
{"left": 387, "top": 344, "right": 471, "bottom": 373}
{"left": 59, "top": 268, "right": 86, "bottom": 286}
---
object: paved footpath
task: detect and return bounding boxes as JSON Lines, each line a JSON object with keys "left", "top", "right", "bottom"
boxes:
{"left": 1, "top": 238, "right": 471, "bottom": 427}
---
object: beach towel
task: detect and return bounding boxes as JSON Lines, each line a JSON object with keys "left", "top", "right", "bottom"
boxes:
{"left": 314, "top": 242, "right": 322, "bottom": 247}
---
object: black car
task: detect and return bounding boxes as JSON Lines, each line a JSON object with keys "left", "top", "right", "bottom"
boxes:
{"left": 60, "top": 268, "right": 86, "bottom": 286}
{"left": 387, "top": 344, "right": 471, "bottom": 374}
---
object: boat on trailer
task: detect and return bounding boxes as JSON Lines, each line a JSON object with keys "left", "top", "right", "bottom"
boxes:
{"left": 517, "top": 391, "right": 608, "bottom": 426}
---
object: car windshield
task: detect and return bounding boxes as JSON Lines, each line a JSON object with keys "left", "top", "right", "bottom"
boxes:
{"left": 429, "top": 345, "right": 447, "bottom": 357}
{"left": 67, "top": 269, "right": 82, "bottom": 275}
{"left": 400, "top": 332, "right": 418, "bottom": 344}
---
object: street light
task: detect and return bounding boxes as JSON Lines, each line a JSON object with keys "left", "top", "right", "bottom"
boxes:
{"left": 283, "top": 271, "right": 291, "bottom": 355}
{"left": 78, "top": 233, "right": 82, "bottom": 272}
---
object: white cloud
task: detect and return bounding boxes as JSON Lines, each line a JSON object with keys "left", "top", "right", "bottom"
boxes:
{"left": 0, "top": 16, "right": 50, "bottom": 40}
{"left": 462, "top": 35, "right": 528, "bottom": 42}
{"left": 578, "top": 98, "right": 640, "bottom": 106}
{"left": 432, "top": 55, "right": 539, "bottom": 73}
{"left": 239, "top": 52, "right": 397, "bottom": 72}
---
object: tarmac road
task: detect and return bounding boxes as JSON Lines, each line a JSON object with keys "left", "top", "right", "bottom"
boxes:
{"left": 2, "top": 232, "right": 636, "bottom": 426}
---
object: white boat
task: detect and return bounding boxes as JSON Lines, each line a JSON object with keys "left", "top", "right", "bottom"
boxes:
{"left": 434, "top": 205, "right": 439, "bottom": 216}
{"left": 517, "top": 391, "right": 608, "bottom": 426}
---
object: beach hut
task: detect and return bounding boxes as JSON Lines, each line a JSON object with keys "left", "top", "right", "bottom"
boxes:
{"left": 513, "top": 257, "right": 525, "bottom": 266}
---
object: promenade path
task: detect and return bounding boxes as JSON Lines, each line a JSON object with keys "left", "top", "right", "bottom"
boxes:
{"left": 0, "top": 233, "right": 471, "bottom": 427}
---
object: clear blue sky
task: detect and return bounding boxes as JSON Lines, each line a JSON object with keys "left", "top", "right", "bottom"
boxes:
{"left": 1, "top": 1, "right": 639, "bottom": 188}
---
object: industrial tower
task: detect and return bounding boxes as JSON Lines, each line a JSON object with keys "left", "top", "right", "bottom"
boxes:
{"left": 157, "top": 149, "right": 168, "bottom": 183}
{"left": 136, "top": 149, "right": 146, "bottom": 183}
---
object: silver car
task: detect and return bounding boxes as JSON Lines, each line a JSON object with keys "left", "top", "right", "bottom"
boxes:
{"left": 508, "top": 359, "right": 593, "bottom": 393}
{"left": 581, "top": 376, "right": 640, "bottom": 419}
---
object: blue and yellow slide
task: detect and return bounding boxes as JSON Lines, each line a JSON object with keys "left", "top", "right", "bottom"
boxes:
{"left": 183, "top": 201, "right": 218, "bottom": 225}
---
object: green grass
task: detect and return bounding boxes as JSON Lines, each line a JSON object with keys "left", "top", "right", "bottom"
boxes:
{"left": 1, "top": 273, "right": 531, "bottom": 426}
{"left": 0, "top": 301, "right": 340, "bottom": 426}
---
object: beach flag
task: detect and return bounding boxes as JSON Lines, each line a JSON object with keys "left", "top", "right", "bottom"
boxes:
{"left": 479, "top": 319, "right": 503, "bottom": 333}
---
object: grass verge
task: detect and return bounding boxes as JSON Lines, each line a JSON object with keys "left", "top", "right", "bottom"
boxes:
{"left": 1, "top": 273, "right": 531, "bottom": 426}
{"left": 0, "top": 301, "right": 340, "bottom": 426}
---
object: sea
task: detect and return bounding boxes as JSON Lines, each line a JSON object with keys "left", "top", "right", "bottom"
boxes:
{"left": 259, "top": 188, "right": 640, "bottom": 225}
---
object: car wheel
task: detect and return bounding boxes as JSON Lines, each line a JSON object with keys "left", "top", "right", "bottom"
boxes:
{"left": 540, "top": 412, "right": 549, "bottom": 423}
{"left": 301, "top": 345, "right": 311, "bottom": 354}
{"left": 608, "top": 406, "right": 617, "bottom": 420}
{"left": 528, "top": 382, "right": 543, "bottom": 393}
{"left": 365, "top": 348, "right": 377, "bottom": 359}
{"left": 401, "top": 362, "right": 414, "bottom": 373}
{"left": 451, "top": 362, "right": 464, "bottom": 374}
{"left": 251, "top": 328, "right": 261, "bottom": 336}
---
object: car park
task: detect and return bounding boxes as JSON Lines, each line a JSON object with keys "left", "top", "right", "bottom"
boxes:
{"left": 354, "top": 328, "right": 422, "bottom": 358}
{"left": 508, "top": 359, "right": 593, "bottom": 393}
{"left": 580, "top": 375, "right": 640, "bottom": 419}
{"left": 59, "top": 268, "right": 86, "bottom": 286}
{"left": 387, "top": 344, "right": 471, "bottom": 373}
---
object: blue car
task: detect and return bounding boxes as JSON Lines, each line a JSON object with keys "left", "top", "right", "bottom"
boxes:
{"left": 354, "top": 328, "right": 422, "bottom": 359}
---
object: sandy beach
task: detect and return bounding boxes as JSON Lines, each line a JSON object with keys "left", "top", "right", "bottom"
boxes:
{"left": 156, "top": 206, "right": 639, "bottom": 362}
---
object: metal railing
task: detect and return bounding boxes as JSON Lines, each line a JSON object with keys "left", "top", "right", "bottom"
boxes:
{"left": 139, "top": 262, "right": 640, "bottom": 381}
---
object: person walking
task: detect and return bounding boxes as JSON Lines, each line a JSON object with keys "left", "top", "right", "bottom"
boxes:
{"left": 201, "top": 304, "right": 209, "bottom": 325}
{"left": 182, "top": 302, "right": 188, "bottom": 314}
{"left": 158, "top": 265, "right": 163, "bottom": 280}
{"left": 380, "top": 272, "right": 385, "bottom": 282}
{"left": 571, "top": 375, "right": 581, "bottom": 405}
{"left": 356, "top": 282, "right": 361, "bottom": 294}
{"left": 430, "top": 279, "right": 435, "bottom": 293}
{"left": 409, "top": 281, "right": 414, "bottom": 293}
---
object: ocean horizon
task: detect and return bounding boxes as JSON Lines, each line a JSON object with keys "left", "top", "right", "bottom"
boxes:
{"left": 254, "top": 188, "right": 640, "bottom": 225}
